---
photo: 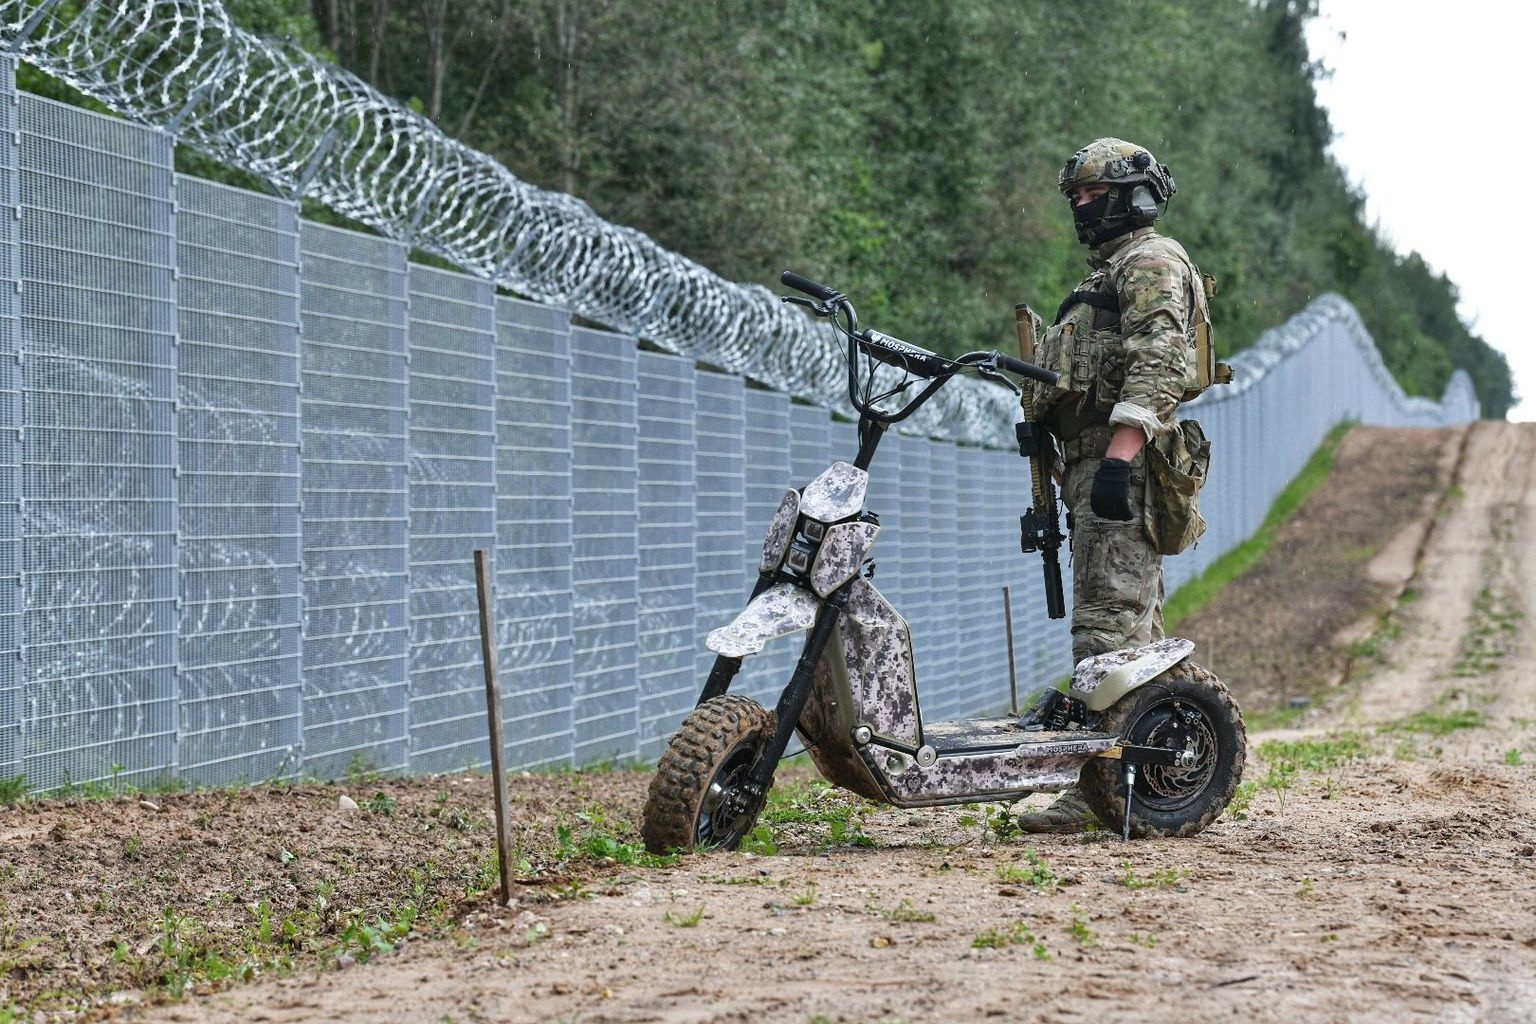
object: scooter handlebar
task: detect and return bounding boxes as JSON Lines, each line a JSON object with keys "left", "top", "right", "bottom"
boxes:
{"left": 780, "top": 270, "right": 840, "bottom": 302}
{"left": 994, "top": 352, "right": 1058, "bottom": 387}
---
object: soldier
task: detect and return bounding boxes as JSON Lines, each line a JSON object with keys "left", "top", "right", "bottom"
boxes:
{"left": 1016, "top": 137, "right": 1209, "bottom": 833}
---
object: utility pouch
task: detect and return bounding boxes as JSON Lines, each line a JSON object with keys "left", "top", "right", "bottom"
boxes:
{"left": 1143, "top": 418, "right": 1210, "bottom": 556}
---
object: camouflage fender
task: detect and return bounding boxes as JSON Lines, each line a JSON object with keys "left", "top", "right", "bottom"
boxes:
{"left": 1070, "top": 637, "right": 1195, "bottom": 713}
{"left": 706, "top": 584, "right": 820, "bottom": 659}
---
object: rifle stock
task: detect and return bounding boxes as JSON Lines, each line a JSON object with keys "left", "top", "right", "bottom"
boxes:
{"left": 1014, "top": 304, "right": 1067, "bottom": 620}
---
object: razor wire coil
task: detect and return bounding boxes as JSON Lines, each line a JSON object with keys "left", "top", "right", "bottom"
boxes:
{"left": 0, "top": 0, "right": 1476, "bottom": 447}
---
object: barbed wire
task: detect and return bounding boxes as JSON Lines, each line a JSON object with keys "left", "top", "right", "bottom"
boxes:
{"left": 0, "top": 0, "right": 1475, "bottom": 445}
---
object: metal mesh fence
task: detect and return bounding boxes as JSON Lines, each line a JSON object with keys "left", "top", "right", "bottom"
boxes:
{"left": 0, "top": 57, "right": 21, "bottom": 783}
{"left": 0, "top": 64, "right": 1481, "bottom": 792}
{"left": 175, "top": 174, "right": 302, "bottom": 787}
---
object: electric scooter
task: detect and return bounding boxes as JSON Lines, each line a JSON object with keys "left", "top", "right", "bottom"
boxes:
{"left": 641, "top": 272, "right": 1245, "bottom": 852}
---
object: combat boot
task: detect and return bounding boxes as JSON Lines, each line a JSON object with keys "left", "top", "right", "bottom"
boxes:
{"left": 1015, "top": 788, "right": 1096, "bottom": 834}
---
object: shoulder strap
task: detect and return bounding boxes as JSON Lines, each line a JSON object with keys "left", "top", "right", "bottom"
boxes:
{"left": 1052, "top": 289, "right": 1120, "bottom": 326}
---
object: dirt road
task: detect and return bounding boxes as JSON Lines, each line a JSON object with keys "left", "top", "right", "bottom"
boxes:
{"left": 7, "top": 424, "right": 1536, "bottom": 1024}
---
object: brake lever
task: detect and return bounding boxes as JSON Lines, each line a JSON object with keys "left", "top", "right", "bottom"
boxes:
{"left": 781, "top": 294, "right": 844, "bottom": 318}
{"left": 973, "top": 354, "right": 1021, "bottom": 394}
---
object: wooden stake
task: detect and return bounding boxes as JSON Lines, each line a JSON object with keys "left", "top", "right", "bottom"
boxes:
{"left": 1003, "top": 585, "right": 1019, "bottom": 715}
{"left": 474, "top": 549, "right": 516, "bottom": 906}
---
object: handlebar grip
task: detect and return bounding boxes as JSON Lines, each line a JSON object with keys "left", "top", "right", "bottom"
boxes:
{"left": 996, "top": 352, "right": 1059, "bottom": 387}
{"left": 780, "top": 270, "right": 839, "bottom": 301}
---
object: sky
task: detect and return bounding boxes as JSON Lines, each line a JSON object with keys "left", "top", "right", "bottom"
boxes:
{"left": 1304, "top": 1, "right": 1534, "bottom": 420}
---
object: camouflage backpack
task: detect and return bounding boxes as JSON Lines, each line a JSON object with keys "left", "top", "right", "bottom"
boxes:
{"left": 1143, "top": 418, "right": 1210, "bottom": 556}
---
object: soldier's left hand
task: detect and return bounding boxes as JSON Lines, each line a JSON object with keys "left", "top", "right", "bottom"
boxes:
{"left": 1090, "top": 458, "right": 1135, "bottom": 521}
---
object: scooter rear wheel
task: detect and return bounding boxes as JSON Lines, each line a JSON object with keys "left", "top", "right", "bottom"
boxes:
{"left": 642, "top": 695, "right": 776, "bottom": 854}
{"left": 1079, "top": 661, "right": 1246, "bottom": 839}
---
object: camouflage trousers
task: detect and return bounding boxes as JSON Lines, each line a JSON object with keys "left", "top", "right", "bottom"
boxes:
{"left": 1062, "top": 451, "right": 1165, "bottom": 664}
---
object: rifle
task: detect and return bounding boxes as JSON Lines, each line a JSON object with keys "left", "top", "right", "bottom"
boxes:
{"left": 1013, "top": 303, "right": 1066, "bottom": 619}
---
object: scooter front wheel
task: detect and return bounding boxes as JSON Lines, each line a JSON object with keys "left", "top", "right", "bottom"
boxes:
{"left": 642, "top": 695, "right": 777, "bottom": 854}
{"left": 1079, "top": 661, "right": 1246, "bottom": 839}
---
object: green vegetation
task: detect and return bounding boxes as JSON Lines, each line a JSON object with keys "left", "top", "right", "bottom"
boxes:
{"left": 0, "top": 775, "right": 24, "bottom": 806}
{"left": 995, "top": 849, "right": 1059, "bottom": 892}
{"left": 1258, "top": 733, "right": 1371, "bottom": 773}
{"left": 1256, "top": 732, "right": 1371, "bottom": 812}
{"left": 306, "top": 0, "right": 1509, "bottom": 414}
{"left": 760, "top": 777, "right": 877, "bottom": 851}
{"left": 1166, "top": 422, "right": 1353, "bottom": 630}
{"left": 1505, "top": 748, "right": 1524, "bottom": 767}
{"left": 1119, "top": 863, "right": 1188, "bottom": 890}
{"left": 871, "top": 899, "right": 937, "bottom": 924}
{"left": 972, "top": 920, "right": 1051, "bottom": 959}
{"left": 1068, "top": 904, "right": 1100, "bottom": 948}
{"left": 1389, "top": 707, "right": 1486, "bottom": 738}
{"left": 22, "top": 3, "right": 1510, "bottom": 414}
{"left": 662, "top": 903, "right": 708, "bottom": 928}
{"left": 1452, "top": 584, "right": 1522, "bottom": 678}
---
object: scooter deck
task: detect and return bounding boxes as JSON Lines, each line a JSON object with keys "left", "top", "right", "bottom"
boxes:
{"left": 921, "top": 716, "right": 1116, "bottom": 756}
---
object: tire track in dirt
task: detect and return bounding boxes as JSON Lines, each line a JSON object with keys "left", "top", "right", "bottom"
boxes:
{"left": 1351, "top": 422, "right": 1536, "bottom": 740}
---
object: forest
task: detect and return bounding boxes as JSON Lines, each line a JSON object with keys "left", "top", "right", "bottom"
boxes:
{"left": 24, "top": 0, "right": 1517, "bottom": 417}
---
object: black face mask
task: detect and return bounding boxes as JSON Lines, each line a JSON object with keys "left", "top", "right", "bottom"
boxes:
{"left": 1070, "top": 185, "right": 1142, "bottom": 246}
{"left": 1071, "top": 191, "right": 1113, "bottom": 245}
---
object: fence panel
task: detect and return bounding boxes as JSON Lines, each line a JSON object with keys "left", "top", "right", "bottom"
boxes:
{"left": 298, "top": 223, "right": 411, "bottom": 780}
{"left": 18, "top": 94, "right": 178, "bottom": 792}
{"left": 570, "top": 326, "right": 639, "bottom": 764}
{"left": 694, "top": 370, "right": 746, "bottom": 693}
{"left": 175, "top": 176, "right": 303, "bottom": 786}
{"left": 636, "top": 349, "right": 696, "bottom": 758}
{"left": 0, "top": 58, "right": 20, "bottom": 783}
{"left": 406, "top": 266, "right": 497, "bottom": 775}
{"left": 494, "top": 298, "right": 573, "bottom": 768}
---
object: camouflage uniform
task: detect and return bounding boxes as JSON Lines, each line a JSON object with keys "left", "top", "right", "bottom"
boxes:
{"left": 1018, "top": 138, "right": 1203, "bottom": 834}
{"left": 1037, "top": 226, "right": 1199, "bottom": 662}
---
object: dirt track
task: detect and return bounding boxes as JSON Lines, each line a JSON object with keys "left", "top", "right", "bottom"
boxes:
{"left": 6, "top": 423, "right": 1536, "bottom": 1024}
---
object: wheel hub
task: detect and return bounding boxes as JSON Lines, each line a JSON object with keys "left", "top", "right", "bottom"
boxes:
{"left": 1129, "top": 699, "right": 1217, "bottom": 810}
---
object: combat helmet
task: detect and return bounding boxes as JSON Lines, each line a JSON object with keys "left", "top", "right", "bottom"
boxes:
{"left": 1058, "top": 137, "right": 1177, "bottom": 246}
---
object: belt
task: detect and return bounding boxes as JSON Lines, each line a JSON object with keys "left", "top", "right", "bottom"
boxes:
{"left": 1060, "top": 426, "right": 1115, "bottom": 463}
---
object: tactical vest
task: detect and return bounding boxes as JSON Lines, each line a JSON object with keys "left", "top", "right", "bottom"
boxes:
{"left": 1031, "top": 236, "right": 1230, "bottom": 417}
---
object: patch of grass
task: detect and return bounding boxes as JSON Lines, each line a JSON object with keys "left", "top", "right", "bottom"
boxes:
{"left": 1226, "top": 780, "right": 1257, "bottom": 821}
{"left": 0, "top": 775, "right": 25, "bottom": 806}
{"left": 1119, "top": 863, "right": 1187, "bottom": 890}
{"left": 791, "top": 882, "right": 818, "bottom": 907}
{"left": 663, "top": 903, "right": 707, "bottom": 928}
{"left": 871, "top": 899, "right": 936, "bottom": 924}
{"left": 1165, "top": 421, "right": 1353, "bottom": 631}
{"left": 365, "top": 791, "right": 397, "bottom": 817}
{"left": 1128, "top": 931, "right": 1157, "bottom": 948}
{"left": 1257, "top": 733, "right": 1371, "bottom": 773}
{"left": 995, "top": 849, "right": 1059, "bottom": 892}
{"left": 1256, "top": 733, "right": 1369, "bottom": 814}
{"left": 1389, "top": 707, "right": 1485, "bottom": 737}
{"left": 1452, "top": 583, "right": 1522, "bottom": 678}
{"left": 971, "top": 921, "right": 1051, "bottom": 959}
{"left": 1068, "top": 904, "right": 1100, "bottom": 947}
{"left": 739, "top": 824, "right": 779, "bottom": 856}
{"left": 758, "top": 777, "right": 878, "bottom": 851}
{"left": 550, "top": 807, "right": 680, "bottom": 870}
{"left": 1504, "top": 748, "right": 1524, "bottom": 766}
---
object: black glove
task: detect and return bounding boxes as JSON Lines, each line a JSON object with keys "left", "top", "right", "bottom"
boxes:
{"left": 1090, "top": 458, "right": 1134, "bottom": 521}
